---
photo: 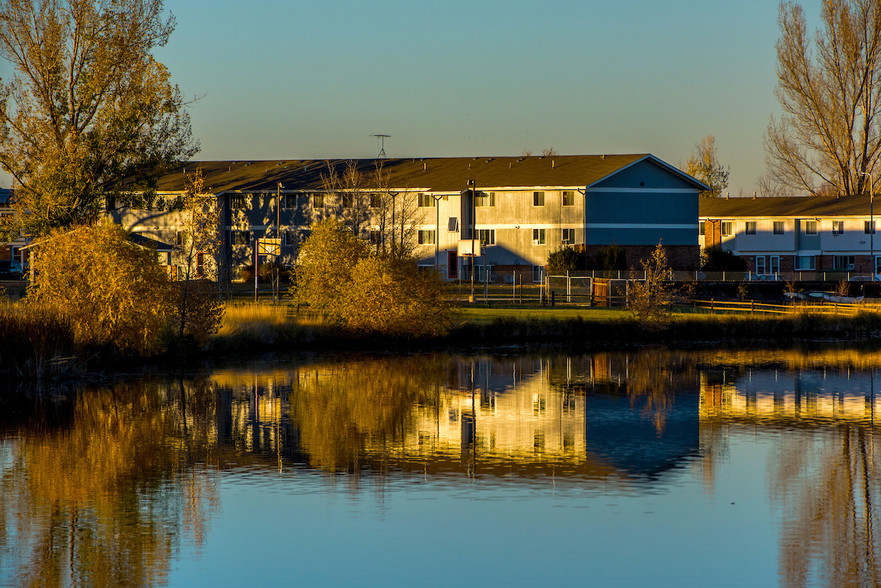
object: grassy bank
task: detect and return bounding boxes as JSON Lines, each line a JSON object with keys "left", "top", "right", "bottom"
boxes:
{"left": 211, "top": 302, "right": 881, "bottom": 351}
{"left": 6, "top": 299, "right": 881, "bottom": 381}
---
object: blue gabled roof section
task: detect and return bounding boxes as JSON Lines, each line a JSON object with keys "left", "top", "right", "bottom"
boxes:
{"left": 587, "top": 154, "right": 710, "bottom": 192}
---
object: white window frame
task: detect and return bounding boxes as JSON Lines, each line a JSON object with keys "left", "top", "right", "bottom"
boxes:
{"left": 833, "top": 255, "right": 855, "bottom": 270}
{"left": 832, "top": 220, "right": 845, "bottom": 235}
{"left": 721, "top": 221, "right": 733, "bottom": 236}
{"left": 745, "top": 221, "right": 756, "bottom": 235}
{"left": 773, "top": 221, "right": 785, "bottom": 235}
{"left": 795, "top": 255, "right": 816, "bottom": 271}
{"left": 475, "top": 192, "right": 495, "bottom": 207}
{"left": 532, "top": 228, "right": 546, "bottom": 245}
{"left": 417, "top": 229, "right": 436, "bottom": 245}
{"left": 804, "top": 220, "right": 818, "bottom": 235}
{"left": 561, "top": 228, "right": 575, "bottom": 244}
{"left": 533, "top": 191, "right": 545, "bottom": 207}
{"left": 755, "top": 256, "right": 766, "bottom": 275}
{"left": 770, "top": 256, "right": 780, "bottom": 275}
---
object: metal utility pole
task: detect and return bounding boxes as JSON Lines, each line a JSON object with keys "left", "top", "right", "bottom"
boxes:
{"left": 467, "top": 179, "right": 476, "bottom": 301}
{"left": 862, "top": 172, "right": 876, "bottom": 280}
{"left": 433, "top": 194, "right": 444, "bottom": 274}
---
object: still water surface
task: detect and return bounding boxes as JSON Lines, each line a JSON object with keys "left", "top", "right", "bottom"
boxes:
{"left": 2, "top": 349, "right": 881, "bottom": 586}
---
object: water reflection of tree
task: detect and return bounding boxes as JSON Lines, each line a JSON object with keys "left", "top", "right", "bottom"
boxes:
{"left": 0, "top": 381, "right": 217, "bottom": 585}
{"left": 289, "top": 356, "right": 447, "bottom": 472}
{"left": 773, "top": 425, "right": 881, "bottom": 586}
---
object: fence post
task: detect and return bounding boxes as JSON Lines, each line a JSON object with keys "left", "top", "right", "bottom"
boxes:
{"left": 723, "top": 271, "right": 726, "bottom": 282}
{"left": 711, "top": 298, "right": 715, "bottom": 314}
{"left": 751, "top": 300, "right": 755, "bottom": 315}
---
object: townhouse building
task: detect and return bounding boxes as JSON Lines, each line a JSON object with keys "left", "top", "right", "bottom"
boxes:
{"left": 700, "top": 195, "right": 881, "bottom": 277}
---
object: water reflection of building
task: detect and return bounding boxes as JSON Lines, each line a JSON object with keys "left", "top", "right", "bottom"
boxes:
{"left": 395, "top": 358, "right": 587, "bottom": 464}
{"left": 204, "top": 356, "right": 705, "bottom": 483}
{"left": 586, "top": 393, "right": 700, "bottom": 478}
{"left": 700, "top": 370, "right": 881, "bottom": 427}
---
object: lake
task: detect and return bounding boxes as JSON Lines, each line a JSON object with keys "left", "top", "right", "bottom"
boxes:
{"left": 2, "top": 348, "right": 880, "bottom": 587}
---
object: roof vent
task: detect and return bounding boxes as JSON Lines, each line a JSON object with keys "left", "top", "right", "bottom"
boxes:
{"left": 423, "top": 162, "right": 427, "bottom": 171}
{"left": 552, "top": 160, "right": 555, "bottom": 168}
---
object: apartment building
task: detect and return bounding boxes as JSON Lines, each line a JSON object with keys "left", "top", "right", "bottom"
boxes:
{"left": 700, "top": 195, "right": 881, "bottom": 276}
{"left": 112, "top": 153, "right": 706, "bottom": 282}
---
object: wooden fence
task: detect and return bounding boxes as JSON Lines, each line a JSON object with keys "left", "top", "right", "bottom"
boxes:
{"left": 692, "top": 299, "right": 881, "bottom": 316}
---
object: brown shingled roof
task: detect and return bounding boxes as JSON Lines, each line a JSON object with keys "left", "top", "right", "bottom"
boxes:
{"left": 155, "top": 154, "right": 654, "bottom": 193}
{"left": 700, "top": 195, "right": 875, "bottom": 217}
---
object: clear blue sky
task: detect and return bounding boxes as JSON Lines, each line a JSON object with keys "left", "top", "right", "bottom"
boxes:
{"left": 8, "top": 1, "right": 825, "bottom": 194}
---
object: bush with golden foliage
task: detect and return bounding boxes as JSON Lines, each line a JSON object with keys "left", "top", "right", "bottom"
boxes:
{"left": 293, "top": 218, "right": 450, "bottom": 337}
{"left": 27, "top": 221, "right": 175, "bottom": 354}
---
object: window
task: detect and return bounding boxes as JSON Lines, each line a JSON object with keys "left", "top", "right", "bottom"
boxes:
{"left": 562, "top": 190, "right": 575, "bottom": 206}
{"left": 773, "top": 221, "right": 785, "bottom": 234}
{"left": 699, "top": 221, "right": 706, "bottom": 236}
{"left": 533, "top": 191, "right": 545, "bottom": 206}
{"left": 311, "top": 193, "right": 324, "bottom": 209}
{"left": 448, "top": 217, "right": 459, "bottom": 232}
{"left": 231, "top": 230, "right": 250, "bottom": 246}
{"left": 282, "top": 194, "right": 299, "bottom": 209}
{"left": 417, "top": 193, "right": 434, "bottom": 207}
{"left": 532, "top": 265, "right": 544, "bottom": 282}
{"left": 175, "top": 231, "right": 187, "bottom": 247}
{"left": 370, "top": 193, "right": 383, "bottom": 208}
{"left": 478, "top": 229, "right": 495, "bottom": 245}
{"left": 795, "top": 255, "right": 816, "bottom": 271}
{"left": 417, "top": 229, "right": 436, "bottom": 245}
{"left": 368, "top": 230, "right": 382, "bottom": 245}
{"left": 867, "top": 220, "right": 877, "bottom": 234}
{"left": 283, "top": 231, "right": 297, "bottom": 246}
{"left": 230, "top": 194, "right": 246, "bottom": 209}
{"left": 562, "top": 228, "right": 575, "bottom": 243}
{"left": 745, "top": 221, "right": 756, "bottom": 235}
{"left": 721, "top": 221, "right": 733, "bottom": 236}
{"left": 832, "top": 220, "right": 845, "bottom": 235}
{"left": 298, "top": 230, "right": 311, "bottom": 244}
{"left": 755, "top": 256, "right": 766, "bottom": 275}
{"left": 532, "top": 228, "right": 546, "bottom": 245}
{"left": 475, "top": 192, "right": 495, "bottom": 207}
{"left": 804, "top": 220, "right": 818, "bottom": 234}
{"left": 341, "top": 193, "right": 353, "bottom": 208}
{"left": 770, "top": 256, "right": 780, "bottom": 274}
{"left": 833, "top": 255, "right": 855, "bottom": 270}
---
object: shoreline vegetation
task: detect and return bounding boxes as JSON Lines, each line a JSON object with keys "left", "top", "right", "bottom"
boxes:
{"left": 6, "top": 298, "right": 881, "bottom": 381}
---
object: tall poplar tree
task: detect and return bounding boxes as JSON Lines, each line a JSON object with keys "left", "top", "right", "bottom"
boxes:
{"left": 766, "top": 0, "right": 881, "bottom": 197}
{"left": 0, "top": 0, "right": 198, "bottom": 237}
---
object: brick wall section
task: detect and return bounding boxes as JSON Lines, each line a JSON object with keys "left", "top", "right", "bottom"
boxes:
{"left": 742, "top": 254, "right": 877, "bottom": 274}
{"left": 581, "top": 244, "right": 700, "bottom": 271}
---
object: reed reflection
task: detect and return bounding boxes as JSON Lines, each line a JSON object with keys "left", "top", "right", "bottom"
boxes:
{"left": 0, "top": 381, "right": 218, "bottom": 586}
